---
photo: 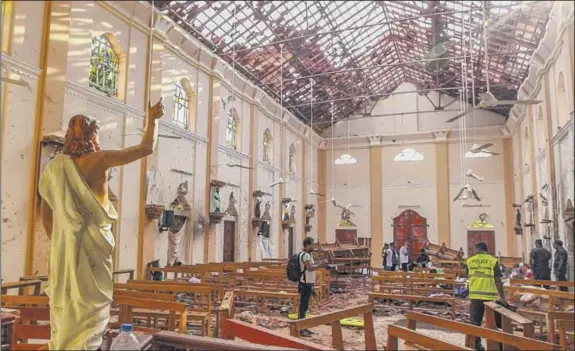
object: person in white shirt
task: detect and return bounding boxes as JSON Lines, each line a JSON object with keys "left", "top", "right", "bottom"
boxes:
{"left": 385, "top": 243, "right": 395, "bottom": 271}
{"left": 298, "top": 237, "right": 325, "bottom": 337}
{"left": 400, "top": 242, "right": 410, "bottom": 272}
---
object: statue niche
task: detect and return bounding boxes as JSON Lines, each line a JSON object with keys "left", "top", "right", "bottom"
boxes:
{"left": 226, "top": 191, "right": 238, "bottom": 217}
{"left": 251, "top": 190, "right": 267, "bottom": 227}
{"left": 167, "top": 181, "right": 191, "bottom": 266}
{"left": 209, "top": 180, "right": 226, "bottom": 224}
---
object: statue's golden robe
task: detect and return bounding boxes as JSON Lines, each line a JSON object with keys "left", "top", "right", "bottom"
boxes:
{"left": 39, "top": 154, "right": 117, "bottom": 350}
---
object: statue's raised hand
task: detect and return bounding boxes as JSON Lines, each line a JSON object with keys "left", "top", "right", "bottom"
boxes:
{"left": 148, "top": 97, "right": 165, "bottom": 120}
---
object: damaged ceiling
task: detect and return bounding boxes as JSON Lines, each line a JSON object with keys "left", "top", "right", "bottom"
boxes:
{"left": 153, "top": 1, "right": 553, "bottom": 130}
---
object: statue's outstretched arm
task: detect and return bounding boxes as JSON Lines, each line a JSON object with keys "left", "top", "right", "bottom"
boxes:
{"left": 41, "top": 199, "right": 53, "bottom": 239}
{"left": 100, "top": 98, "right": 165, "bottom": 170}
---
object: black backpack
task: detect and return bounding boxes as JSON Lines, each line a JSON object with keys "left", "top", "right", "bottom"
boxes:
{"left": 287, "top": 252, "right": 305, "bottom": 282}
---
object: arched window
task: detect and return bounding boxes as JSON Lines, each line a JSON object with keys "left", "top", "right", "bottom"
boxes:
{"left": 556, "top": 72, "right": 568, "bottom": 129}
{"left": 225, "top": 108, "right": 239, "bottom": 150}
{"left": 263, "top": 129, "right": 272, "bottom": 163}
{"left": 173, "top": 79, "right": 192, "bottom": 128}
{"left": 89, "top": 34, "right": 120, "bottom": 97}
{"left": 288, "top": 143, "right": 296, "bottom": 173}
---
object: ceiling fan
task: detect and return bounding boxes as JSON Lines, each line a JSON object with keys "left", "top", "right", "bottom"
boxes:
{"left": 468, "top": 142, "right": 500, "bottom": 156}
{"left": 308, "top": 189, "right": 325, "bottom": 197}
{"left": 453, "top": 184, "right": 482, "bottom": 202}
{"left": 211, "top": 162, "right": 253, "bottom": 170}
{"left": 446, "top": 92, "right": 542, "bottom": 123}
{"left": 465, "top": 169, "right": 484, "bottom": 182}
{"left": 320, "top": 197, "right": 339, "bottom": 207}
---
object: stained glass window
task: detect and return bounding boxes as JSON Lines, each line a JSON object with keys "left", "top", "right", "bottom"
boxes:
{"left": 173, "top": 81, "right": 189, "bottom": 128}
{"left": 225, "top": 111, "right": 238, "bottom": 150}
{"left": 89, "top": 35, "right": 119, "bottom": 97}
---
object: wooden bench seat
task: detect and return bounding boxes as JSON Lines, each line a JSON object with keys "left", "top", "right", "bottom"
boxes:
{"left": 369, "top": 292, "right": 456, "bottom": 318}
{"left": 233, "top": 290, "right": 298, "bottom": 313}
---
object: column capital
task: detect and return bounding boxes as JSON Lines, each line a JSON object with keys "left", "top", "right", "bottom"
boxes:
{"left": 433, "top": 131, "right": 449, "bottom": 141}
{"left": 367, "top": 136, "right": 382, "bottom": 146}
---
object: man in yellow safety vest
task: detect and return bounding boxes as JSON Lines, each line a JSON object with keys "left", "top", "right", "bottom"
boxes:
{"left": 466, "top": 242, "right": 506, "bottom": 351}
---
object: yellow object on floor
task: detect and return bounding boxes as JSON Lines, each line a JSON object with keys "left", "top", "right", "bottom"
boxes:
{"left": 287, "top": 314, "right": 364, "bottom": 328}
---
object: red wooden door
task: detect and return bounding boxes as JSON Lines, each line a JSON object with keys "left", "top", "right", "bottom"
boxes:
{"left": 223, "top": 221, "right": 236, "bottom": 262}
{"left": 393, "top": 210, "right": 428, "bottom": 259}
{"left": 467, "top": 230, "right": 495, "bottom": 256}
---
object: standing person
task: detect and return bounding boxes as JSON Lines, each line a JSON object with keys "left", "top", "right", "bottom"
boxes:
{"left": 387, "top": 242, "right": 398, "bottom": 272}
{"left": 466, "top": 242, "right": 506, "bottom": 351}
{"left": 382, "top": 243, "right": 390, "bottom": 270}
{"left": 416, "top": 248, "right": 430, "bottom": 268}
{"left": 529, "top": 239, "right": 551, "bottom": 285}
{"left": 298, "top": 237, "right": 325, "bottom": 337}
{"left": 400, "top": 242, "right": 410, "bottom": 272}
{"left": 553, "top": 240, "right": 569, "bottom": 292}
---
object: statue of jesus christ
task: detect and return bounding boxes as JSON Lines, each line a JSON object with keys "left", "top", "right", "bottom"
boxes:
{"left": 39, "top": 98, "right": 165, "bottom": 350}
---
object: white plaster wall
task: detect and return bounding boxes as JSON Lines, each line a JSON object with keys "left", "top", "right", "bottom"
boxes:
{"left": 325, "top": 148, "right": 371, "bottom": 243}
{"left": 448, "top": 140, "right": 507, "bottom": 256}
{"left": 381, "top": 144, "right": 438, "bottom": 245}
{"left": 304, "top": 143, "right": 319, "bottom": 240}
{"left": 0, "top": 70, "right": 41, "bottom": 282}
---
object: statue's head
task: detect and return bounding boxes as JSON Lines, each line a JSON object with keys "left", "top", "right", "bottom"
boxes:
{"left": 62, "top": 115, "right": 101, "bottom": 157}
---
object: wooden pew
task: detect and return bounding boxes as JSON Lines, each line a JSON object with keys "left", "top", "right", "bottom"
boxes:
{"left": 150, "top": 331, "right": 294, "bottom": 350}
{"left": 223, "top": 319, "right": 333, "bottom": 350}
{"left": 113, "top": 295, "right": 188, "bottom": 334}
{"left": 289, "top": 303, "right": 376, "bottom": 350}
{"left": 405, "top": 311, "right": 555, "bottom": 351}
{"left": 233, "top": 289, "right": 299, "bottom": 314}
{"left": 482, "top": 301, "right": 539, "bottom": 349}
{"left": 505, "top": 286, "right": 575, "bottom": 311}
{"left": 1, "top": 281, "right": 42, "bottom": 296}
{"left": 387, "top": 324, "right": 471, "bottom": 351}
{"left": 369, "top": 276, "right": 459, "bottom": 318}
{"left": 557, "top": 319, "right": 575, "bottom": 350}
{"left": 510, "top": 279, "right": 575, "bottom": 290}
{"left": 113, "top": 268, "right": 135, "bottom": 281}
{"left": 1, "top": 295, "right": 50, "bottom": 351}
{"left": 115, "top": 283, "right": 212, "bottom": 335}
{"left": 127, "top": 279, "right": 225, "bottom": 306}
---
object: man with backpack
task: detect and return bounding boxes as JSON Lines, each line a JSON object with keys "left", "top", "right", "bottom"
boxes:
{"left": 286, "top": 236, "right": 326, "bottom": 337}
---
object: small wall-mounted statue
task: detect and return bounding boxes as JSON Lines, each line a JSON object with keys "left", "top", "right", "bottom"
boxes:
{"left": 171, "top": 181, "right": 191, "bottom": 211}
{"left": 212, "top": 187, "right": 221, "bottom": 213}
{"left": 226, "top": 191, "right": 238, "bottom": 217}
{"left": 282, "top": 203, "right": 290, "bottom": 224}
{"left": 289, "top": 202, "right": 296, "bottom": 224}
{"left": 515, "top": 208, "right": 522, "bottom": 228}
{"left": 254, "top": 198, "right": 262, "bottom": 218}
{"left": 262, "top": 201, "right": 272, "bottom": 221}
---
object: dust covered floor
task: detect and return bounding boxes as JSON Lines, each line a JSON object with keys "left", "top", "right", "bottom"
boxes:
{"left": 233, "top": 276, "right": 471, "bottom": 350}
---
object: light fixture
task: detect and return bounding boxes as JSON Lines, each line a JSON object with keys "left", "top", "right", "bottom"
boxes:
{"left": 335, "top": 154, "right": 357, "bottom": 165}
{"left": 393, "top": 148, "right": 423, "bottom": 162}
